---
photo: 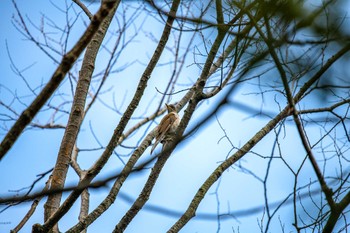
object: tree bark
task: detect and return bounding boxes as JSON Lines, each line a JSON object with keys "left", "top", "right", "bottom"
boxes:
{"left": 43, "top": 2, "right": 120, "bottom": 232}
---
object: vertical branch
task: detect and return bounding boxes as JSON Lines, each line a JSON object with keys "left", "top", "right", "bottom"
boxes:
{"left": 168, "top": 7, "right": 350, "bottom": 231}
{"left": 71, "top": 145, "right": 89, "bottom": 233}
{"left": 65, "top": 131, "right": 154, "bottom": 233}
{"left": 2, "top": 1, "right": 350, "bottom": 233}
{"left": 215, "top": 0, "right": 224, "bottom": 25}
{"left": 0, "top": 0, "right": 118, "bottom": 160}
{"left": 114, "top": 0, "right": 242, "bottom": 231}
{"left": 36, "top": 0, "right": 182, "bottom": 231}
{"left": 66, "top": 5, "right": 262, "bottom": 233}
{"left": 44, "top": 0, "right": 119, "bottom": 224}
{"left": 35, "top": 1, "right": 121, "bottom": 233}
{"left": 78, "top": 190, "right": 90, "bottom": 233}
{"left": 249, "top": 0, "right": 349, "bottom": 213}
{"left": 291, "top": 112, "right": 335, "bottom": 206}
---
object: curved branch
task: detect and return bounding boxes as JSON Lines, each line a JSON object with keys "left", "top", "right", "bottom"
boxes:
{"left": 34, "top": 0, "right": 182, "bottom": 231}
{"left": 0, "top": 0, "right": 119, "bottom": 161}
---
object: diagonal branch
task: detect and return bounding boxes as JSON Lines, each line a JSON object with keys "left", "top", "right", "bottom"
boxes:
{"left": 0, "top": 0, "right": 119, "bottom": 161}
{"left": 72, "top": 0, "right": 93, "bottom": 19}
{"left": 42, "top": 2, "right": 120, "bottom": 232}
{"left": 323, "top": 190, "right": 350, "bottom": 232}
{"left": 168, "top": 104, "right": 292, "bottom": 232}
{"left": 168, "top": 25, "right": 350, "bottom": 233}
{"left": 33, "top": 0, "right": 182, "bottom": 232}
{"left": 248, "top": 3, "right": 350, "bottom": 214}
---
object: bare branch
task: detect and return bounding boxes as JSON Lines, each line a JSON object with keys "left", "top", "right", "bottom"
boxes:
{"left": 0, "top": 0, "right": 121, "bottom": 160}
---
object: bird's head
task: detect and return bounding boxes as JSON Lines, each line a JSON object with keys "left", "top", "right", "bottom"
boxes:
{"left": 165, "top": 103, "right": 176, "bottom": 113}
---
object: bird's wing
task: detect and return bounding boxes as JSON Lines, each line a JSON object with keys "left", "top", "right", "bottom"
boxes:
{"left": 150, "top": 135, "right": 161, "bottom": 154}
{"left": 150, "top": 113, "right": 177, "bottom": 154}
{"left": 157, "top": 113, "right": 176, "bottom": 139}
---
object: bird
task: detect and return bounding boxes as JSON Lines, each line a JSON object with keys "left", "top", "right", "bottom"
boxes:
{"left": 150, "top": 103, "right": 180, "bottom": 154}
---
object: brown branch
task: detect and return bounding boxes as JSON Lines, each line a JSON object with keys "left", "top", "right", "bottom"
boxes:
{"left": 65, "top": 106, "right": 166, "bottom": 233}
{"left": 215, "top": 0, "right": 224, "bottom": 25}
{"left": 65, "top": 7, "right": 261, "bottom": 233}
{"left": 289, "top": 43, "right": 350, "bottom": 230}
{"left": 40, "top": 2, "right": 120, "bottom": 232}
{"left": 65, "top": 131, "right": 156, "bottom": 233}
{"left": 0, "top": 108, "right": 167, "bottom": 206}
{"left": 113, "top": 143, "right": 174, "bottom": 233}
{"left": 248, "top": 5, "right": 350, "bottom": 231}
{"left": 72, "top": 0, "right": 93, "bottom": 20}
{"left": 249, "top": 1, "right": 349, "bottom": 215}
{"left": 167, "top": 105, "right": 291, "bottom": 232}
{"left": 292, "top": 107, "right": 336, "bottom": 207}
{"left": 297, "top": 99, "right": 350, "bottom": 114}
{"left": 254, "top": 0, "right": 338, "bottom": 215}
{"left": 168, "top": 19, "right": 350, "bottom": 233}
{"left": 70, "top": 145, "right": 89, "bottom": 233}
{"left": 33, "top": 0, "right": 182, "bottom": 231}
{"left": 113, "top": 0, "right": 244, "bottom": 231}
{"left": 11, "top": 200, "right": 40, "bottom": 233}
{"left": 323, "top": 191, "right": 350, "bottom": 233}
{"left": 0, "top": 0, "right": 119, "bottom": 161}
{"left": 202, "top": 23, "right": 257, "bottom": 98}
{"left": 66, "top": 1, "right": 183, "bottom": 232}
{"left": 10, "top": 176, "right": 51, "bottom": 233}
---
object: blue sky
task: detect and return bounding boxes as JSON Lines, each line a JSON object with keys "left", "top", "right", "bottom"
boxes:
{"left": 1, "top": 1, "right": 350, "bottom": 233}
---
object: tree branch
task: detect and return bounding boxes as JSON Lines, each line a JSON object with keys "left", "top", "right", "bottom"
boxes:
{"left": 0, "top": 0, "right": 119, "bottom": 161}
